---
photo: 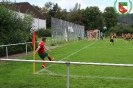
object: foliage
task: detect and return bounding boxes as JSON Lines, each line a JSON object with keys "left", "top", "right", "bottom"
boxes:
{"left": 103, "top": 7, "right": 118, "bottom": 30}
{"left": 40, "top": 2, "right": 68, "bottom": 28}
{"left": 32, "top": 4, "right": 41, "bottom": 10}
{"left": 37, "top": 28, "right": 51, "bottom": 37}
{"left": 107, "top": 24, "right": 133, "bottom": 36}
{"left": 54, "top": 7, "right": 68, "bottom": 20}
{"left": 81, "top": 6, "right": 102, "bottom": 30}
{"left": 68, "top": 3, "right": 84, "bottom": 25}
{"left": 0, "top": 3, "right": 33, "bottom": 56}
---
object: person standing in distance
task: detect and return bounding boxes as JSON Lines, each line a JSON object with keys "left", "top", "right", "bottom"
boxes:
{"left": 35, "top": 37, "right": 54, "bottom": 68}
{"left": 110, "top": 35, "right": 114, "bottom": 45}
{"left": 100, "top": 32, "right": 103, "bottom": 40}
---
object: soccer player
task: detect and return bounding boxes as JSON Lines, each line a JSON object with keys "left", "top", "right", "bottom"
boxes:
{"left": 35, "top": 37, "right": 54, "bottom": 68}
{"left": 100, "top": 32, "right": 103, "bottom": 40}
{"left": 110, "top": 35, "right": 114, "bottom": 45}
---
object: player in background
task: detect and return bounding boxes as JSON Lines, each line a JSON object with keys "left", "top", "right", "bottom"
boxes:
{"left": 113, "top": 33, "right": 117, "bottom": 41}
{"left": 100, "top": 32, "right": 103, "bottom": 40}
{"left": 110, "top": 34, "right": 114, "bottom": 45}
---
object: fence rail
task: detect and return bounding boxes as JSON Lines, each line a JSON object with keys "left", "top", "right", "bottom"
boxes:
{"left": 0, "top": 42, "right": 31, "bottom": 47}
{"left": 0, "top": 41, "right": 39, "bottom": 59}
{"left": 1, "top": 58, "right": 133, "bottom": 88}
{"left": 1, "top": 59, "right": 133, "bottom": 67}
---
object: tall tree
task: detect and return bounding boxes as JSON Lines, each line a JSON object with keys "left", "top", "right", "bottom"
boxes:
{"left": 68, "top": 3, "right": 84, "bottom": 25}
{"left": 82, "top": 6, "right": 102, "bottom": 30}
{"left": 40, "top": 1, "right": 53, "bottom": 28}
{"left": 103, "top": 7, "right": 118, "bottom": 30}
{"left": 60, "top": 9, "right": 68, "bottom": 20}
{"left": 54, "top": 7, "right": 67, "bottom": 20}
{"left": 41, "top": 2, "right": 67, "bottom": 28}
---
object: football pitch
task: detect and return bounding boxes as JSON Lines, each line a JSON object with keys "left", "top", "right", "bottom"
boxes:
{"left": 0, "top": 38, "right": 133, "bottom": 88}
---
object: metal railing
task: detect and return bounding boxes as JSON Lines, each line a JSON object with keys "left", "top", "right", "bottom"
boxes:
{"left": 0, "top": 41, "right": 39, "bottom": 59}
{"left": 1, "top": 59, "right": 133, "bottom": 88}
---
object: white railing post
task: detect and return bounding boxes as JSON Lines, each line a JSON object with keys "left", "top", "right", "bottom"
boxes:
{"left": 6, "top": 46, "right": 8, "bottom": 59}
{"left": 66, "top": 62, "right": 70, "bottom": 88}
{"left": 26, "top": 42, "right": 27, "bottom": 55}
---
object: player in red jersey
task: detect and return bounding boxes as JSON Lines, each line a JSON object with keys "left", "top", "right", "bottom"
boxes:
{"left": 35, "top": 37, "right": 54, "bottom": 68}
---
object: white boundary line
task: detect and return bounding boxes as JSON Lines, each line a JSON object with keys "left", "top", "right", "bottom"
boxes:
{"left": 35, "top": 41, "right": 98, "bottom": 74}
{"left": 38, "top": 72, "right": 133, "bottom": 81}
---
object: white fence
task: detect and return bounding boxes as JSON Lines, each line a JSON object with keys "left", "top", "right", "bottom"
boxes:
{"left": 1, "top": 59, "right": 133, "bottom": 88}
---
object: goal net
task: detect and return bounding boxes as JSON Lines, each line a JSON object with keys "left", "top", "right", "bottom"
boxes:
{"left": 86, "top": 29, "right": 100, "bottom": 41}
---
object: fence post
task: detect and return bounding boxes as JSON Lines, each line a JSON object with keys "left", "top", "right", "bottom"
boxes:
{"left": 66, "top": 62, "right": 70, "bottom": 88}
{"left": 26, "top": 42, "right": 27, "bottom": 55}
{"left": 6, "top": 46, "right": 8, "bottom": 59}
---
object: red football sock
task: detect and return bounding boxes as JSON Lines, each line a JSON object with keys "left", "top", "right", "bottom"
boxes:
{"left": 48, "top": 56, "right": 52, "bottom": 61}
{"left": 42, "top": 62, "right": 45, "bottom": 65}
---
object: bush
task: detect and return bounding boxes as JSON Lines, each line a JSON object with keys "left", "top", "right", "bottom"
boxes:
{"left": 106, "top": 24, "right": 133, "bottom": 36}
{"left": 0, "top": 4, "right": 33, "bottom": 57}
{"left": 37, "top": 28, "right": 51, "bottom": 37}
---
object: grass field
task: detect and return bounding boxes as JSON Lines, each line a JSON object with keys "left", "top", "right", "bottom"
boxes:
{"left": 0, "top": 38, "right": 133, "bottom": 88}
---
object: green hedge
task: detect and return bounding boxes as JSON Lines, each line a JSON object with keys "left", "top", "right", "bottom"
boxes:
{"left": 0, "top": 38, "right": 33, "bottom": 57}
{"left": 0, "top": 4, "right": 33, "bottom": 57}
{"left": 37, "top": 28, "right": 51, "bottom": 37}
{"left": 105, "top": 24, "right": 133, "bottom": 36}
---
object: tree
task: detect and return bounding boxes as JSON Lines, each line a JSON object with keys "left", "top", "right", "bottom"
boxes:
{"left": 103, "top": 7, "right": 118, "bottom": 30}
{"left": 40, "top": 2, "right": 53, "bottom": 28}
{"left": 54, "top": 8, "right": 67, "bottom": 19}
{"left": 32, "top": 5, "right": 41, "bottom": 10}
{"left": 59, "top": 9, "right": 68, "bottom": 20}
{"left": 0, "top": 3, "right": 34, "bottom": 56}
{"left": 41, "top": 2, "right": 68, "bottom": 28}
{"left": 68, "top": 3, "right": 84, "bottom": 25}
{"left": 82, "top": 6, "right": 102, "bottom": 30}
{"left": 108, "top": 24, "right": 133, "bottom": 36}
{"left": 50, "top": 3, "right": 68, "bottom": 20}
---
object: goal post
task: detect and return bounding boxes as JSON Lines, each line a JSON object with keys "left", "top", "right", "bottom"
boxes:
{"left": 86, "top": 29, "right": 100, "bottom": 41}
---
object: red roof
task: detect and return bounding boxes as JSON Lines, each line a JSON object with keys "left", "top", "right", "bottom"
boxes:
{"left": 14, "top": 2, "right": 45, "bottom": 20}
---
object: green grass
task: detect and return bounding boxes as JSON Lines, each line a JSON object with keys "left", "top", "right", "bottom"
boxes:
{"left": 0, "top": 38, "right": 133, "bottom": 88}
{"left": 37, "top": 37, "right": 52, "bottom": 46}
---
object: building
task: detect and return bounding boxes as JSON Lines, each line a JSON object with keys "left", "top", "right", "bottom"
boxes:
{"left": 14, "top": 2, "right": 46, "bottom": 30}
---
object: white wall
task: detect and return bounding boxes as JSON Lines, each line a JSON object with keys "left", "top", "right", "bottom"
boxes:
{"left": 33, "top": 18, "right": 46, "bottom": 30}
{"left": 18, "top": 12, "right": 46, "bottom": 30}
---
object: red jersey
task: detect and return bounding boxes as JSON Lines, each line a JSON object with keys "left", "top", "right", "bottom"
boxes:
{"left": 38, "top": 41, "right": 45, "bottom": 54}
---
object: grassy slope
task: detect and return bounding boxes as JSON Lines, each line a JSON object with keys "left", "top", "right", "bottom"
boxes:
{"left": 0, "top": 39, "right": 133, "bottom": 88}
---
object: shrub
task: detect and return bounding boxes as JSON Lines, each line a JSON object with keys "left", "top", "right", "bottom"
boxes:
{"left": 0, "top": 4, "right": 33, "bottom": 57}
{"left": 107, "top": 25, "right": 133, "bottom": 36}
{"left": 37, "top": 28, "right": 51, "bottom": 37}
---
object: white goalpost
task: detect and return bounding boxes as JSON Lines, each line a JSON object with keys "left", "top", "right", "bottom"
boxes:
{"left": 86, "top": 29, "right": 100, "bottom": 41}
